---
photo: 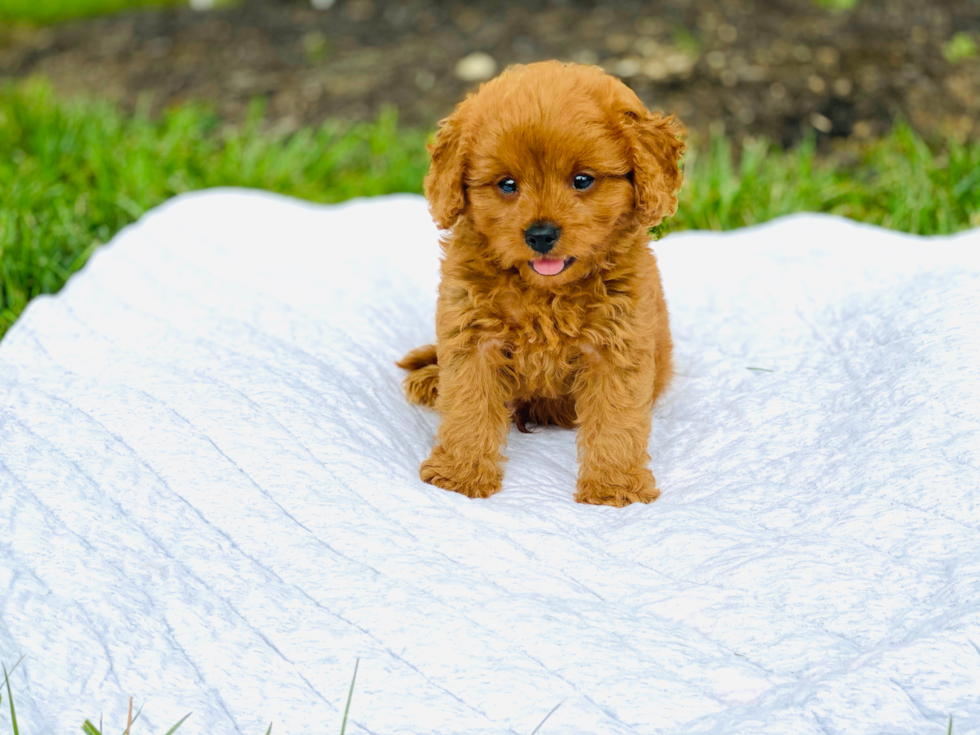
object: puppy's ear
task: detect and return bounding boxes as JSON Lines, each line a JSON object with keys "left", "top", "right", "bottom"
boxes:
{"left": 424, "top": 103, "right": 469, "bottom": 230}
{"left": 625, "top": 111, "right": 686, "bottom": 229}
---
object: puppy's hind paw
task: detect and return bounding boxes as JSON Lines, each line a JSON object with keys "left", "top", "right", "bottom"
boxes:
{"left": 420, "top": 445, "right": 503, "bottom": 499}
{"left": 403, "top": 363, "right": 439, "bottom": 407}
{"left": 575, "top": 467, "right": 661, "bottom": 507}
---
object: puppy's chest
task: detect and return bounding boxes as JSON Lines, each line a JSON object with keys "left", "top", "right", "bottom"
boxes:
{"left": 494, "top": 296, "right": 604, "bottom": 394}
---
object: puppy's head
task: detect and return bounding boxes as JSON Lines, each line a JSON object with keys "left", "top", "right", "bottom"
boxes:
{"left": 425, "top": 61, "right": 685, "bottom": 286}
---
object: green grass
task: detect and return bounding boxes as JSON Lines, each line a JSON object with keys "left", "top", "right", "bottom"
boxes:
{"left": 0, "top": 80, "right": 430, "bottom": 338}
{"left": 1, "top": 657, "right": 960, "bottom": 733}
{"left": 1, "top": 657, "right": 355, "bottom": 735}
{"left": 813, "top": 0, "right": 860, "bottom": 11}
{"left": 2, "top": 79, "right": 980, "bottom": 341}
{"left": 0, "top": 0, "right": 180, "bottom": 25}
{"left": 668, "top": 129, "right": 980, "bottom": 236}
{"left": 3, "top": 657, "right": 561, "bottom": 735}
{"left": 943, "top": 32, "right": 980, "bottom": 64}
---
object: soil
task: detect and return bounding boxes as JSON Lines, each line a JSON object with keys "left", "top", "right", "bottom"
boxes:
{"left": 1, "top": 0, "right": 979, "bottom": 146}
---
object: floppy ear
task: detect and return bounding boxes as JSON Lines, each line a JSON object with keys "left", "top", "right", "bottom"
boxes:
{"left": 423, "top": 103, "right": 469, "bottom": 230}
{"left": 626, "top": 111, "right": 686, "bottom": 229}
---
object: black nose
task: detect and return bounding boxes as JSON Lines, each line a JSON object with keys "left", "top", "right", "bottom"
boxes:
{"left": 524, "top": 222, "right": 561, "bottom": 254}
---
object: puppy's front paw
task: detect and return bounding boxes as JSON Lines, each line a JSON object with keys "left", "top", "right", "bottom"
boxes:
{"left": 420, "top": 445, "right": 503, "bottom": 499}
{"left": 575, "top": 467, "right": 660, "bottom": 507}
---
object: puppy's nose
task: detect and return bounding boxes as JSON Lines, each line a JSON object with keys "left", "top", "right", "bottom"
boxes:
{"left": 524, "top": 222, "right": 561, "bottom": 253}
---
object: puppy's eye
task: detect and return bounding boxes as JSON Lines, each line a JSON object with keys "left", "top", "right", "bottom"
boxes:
{"left": 572, "top": 174, "right": 595, "bottom": 191}
{"left": 498, "top": 178, "right": 518, "bottom": 194}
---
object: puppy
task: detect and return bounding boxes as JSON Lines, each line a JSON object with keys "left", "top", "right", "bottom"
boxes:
{"left": 398, "top": 61, "right": 684, "bottom": 507}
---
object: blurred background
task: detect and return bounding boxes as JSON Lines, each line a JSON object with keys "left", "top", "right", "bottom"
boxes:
{"left": 1, "top": 0, "right": 979, "bottom": 338}
{"left": 2, "top": 0, "right": 979, "bottom": 144}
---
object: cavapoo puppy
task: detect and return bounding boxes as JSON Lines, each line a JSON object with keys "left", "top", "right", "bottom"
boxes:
{"left": 398, "top": 60, "right": 684, "bottom": 507}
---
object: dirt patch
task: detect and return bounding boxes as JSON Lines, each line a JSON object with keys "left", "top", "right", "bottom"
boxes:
{"left": 2, "top": 0, "right": 979, "bottom": 145}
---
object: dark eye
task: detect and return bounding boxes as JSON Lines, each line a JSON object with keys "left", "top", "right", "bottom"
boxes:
{"left": 498, "top": 178, "right": 518, "bottom": 194}
{"left": 572, "top": 174, "right": 595, "bottom": 191}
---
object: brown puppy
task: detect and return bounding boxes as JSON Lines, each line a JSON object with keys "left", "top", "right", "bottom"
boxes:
{"left": 398, "top": 61, "right": 685, "bottom": 507}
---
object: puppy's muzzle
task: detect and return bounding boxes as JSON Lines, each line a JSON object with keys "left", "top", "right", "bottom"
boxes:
{"left": 524, "top": 222, "right": 561, "bottom": 254}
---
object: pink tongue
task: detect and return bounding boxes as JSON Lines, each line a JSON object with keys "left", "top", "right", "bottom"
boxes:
{"left": 532, "top": 257, "right": 566, "bottom": 276}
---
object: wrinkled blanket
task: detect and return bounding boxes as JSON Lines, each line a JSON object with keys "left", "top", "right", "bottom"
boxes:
{"left": 1, "top": 190, "right": 978, "bottom": 735}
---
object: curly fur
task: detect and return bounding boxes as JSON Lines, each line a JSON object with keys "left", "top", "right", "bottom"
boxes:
{"left": 397, "top": 61, "right": 685, "bottom": 507}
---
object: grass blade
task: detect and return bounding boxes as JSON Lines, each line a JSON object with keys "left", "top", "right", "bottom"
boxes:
{"left": 340, "top": 658, "right": 359, "bottom": 735}
{"left": 0, "top": 656, "right": 22, "bottom": 711}
{"left": 118, "top": 701, "right": 143, "bottom": 735}
{"left": 529, "top": 700, "right": 563, "bottom": 735}
{"left": 82, "top": 721, "right": 103, "bottom": 735}
{"left": 130, "top": 704, "right": 144, "bottom": 731}
{"left": 263, "top": 723, "right": 272, "bottom": 735}
{"left": 947, "top": 715, "right": 953, "bottom": 735}
{"left": 162, "top": 712, "right": 192, "bottom": 735}
{"left": 3, "top": 663, "right": 20, "bottom": 735}
{"left": 2, "top": 658, "right": 25, "bottom": 679}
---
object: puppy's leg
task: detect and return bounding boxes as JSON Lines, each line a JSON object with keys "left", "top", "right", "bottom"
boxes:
{"left": 572, "top": 351, "right": 660, "bottom": 507}
{"left": 397, "top": 344, "right": 439, "bottom": 407}
{"left": 420, "top": 344, "right": 510, "bottom": 498}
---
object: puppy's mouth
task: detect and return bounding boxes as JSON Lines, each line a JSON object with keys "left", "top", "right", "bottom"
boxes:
{"left": 529, "top": 256, "right": 575, "bottom": 276}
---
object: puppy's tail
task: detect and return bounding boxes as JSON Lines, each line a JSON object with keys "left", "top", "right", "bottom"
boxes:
{"left": 396, "top": 344, "right": 438, "bottom": 371}
{"left": 396, "top": 344, "right": 439, "bottom": 408}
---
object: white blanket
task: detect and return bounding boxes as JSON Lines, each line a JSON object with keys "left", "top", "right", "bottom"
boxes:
{"left": 1, "top": 190, "right": 978, "bottom": 735}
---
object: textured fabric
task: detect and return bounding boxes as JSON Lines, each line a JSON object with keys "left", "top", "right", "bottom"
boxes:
{"left": 1, "top": 189, "right": 978, "bottom": 735}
